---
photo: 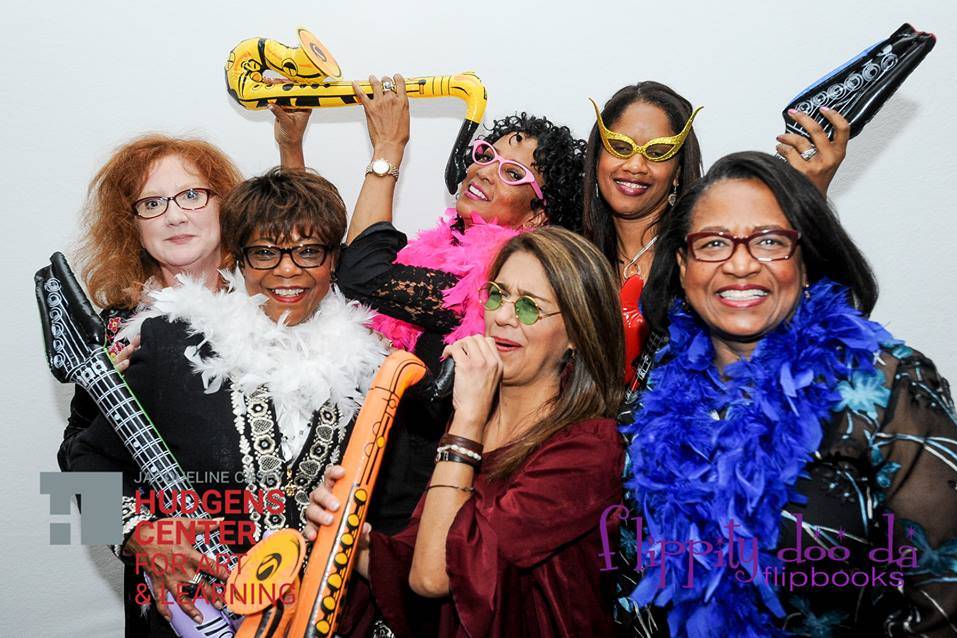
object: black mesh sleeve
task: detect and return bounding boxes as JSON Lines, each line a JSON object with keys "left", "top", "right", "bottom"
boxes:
{"left": 337, "top": 221, "right": 460, "bottom": 334}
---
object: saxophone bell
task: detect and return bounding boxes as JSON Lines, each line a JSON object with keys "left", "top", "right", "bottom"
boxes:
{"left": 225, "top": 29, "right": 487, "bottom": 193}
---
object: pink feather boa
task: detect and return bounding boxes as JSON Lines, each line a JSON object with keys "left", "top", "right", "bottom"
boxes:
{"left": 370, "top": 208, "right": 523, "bottom": 350}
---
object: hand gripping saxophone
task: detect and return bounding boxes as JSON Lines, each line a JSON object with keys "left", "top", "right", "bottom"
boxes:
{"left": 228, "top": 350, "right": 428, "bottom": 637}
{"left": 35, "top": 253, "right": 240, "bottom": 638}
{"left": 225, "top": 28, "right": 487, "bottom": 194}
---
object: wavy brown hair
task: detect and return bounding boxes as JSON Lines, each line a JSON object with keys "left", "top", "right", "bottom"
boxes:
{"left": 485, "top": 227, "right": 625, "bottom": 479}
{"left": 76, "top": 134, "right": 242, "bottom": 309}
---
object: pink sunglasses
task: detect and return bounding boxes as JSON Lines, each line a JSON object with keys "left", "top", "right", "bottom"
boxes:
{"left": 471, "top": 140, "right": 546, "bottom": 204}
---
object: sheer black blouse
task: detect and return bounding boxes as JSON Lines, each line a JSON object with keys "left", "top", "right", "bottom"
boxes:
{"left": 616, "top": 346, "right": 957, "bottom": 637}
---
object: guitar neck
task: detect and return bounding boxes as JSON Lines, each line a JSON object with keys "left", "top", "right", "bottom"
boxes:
{"left": 77, "top": 351, "right": 236, "bottom": 565}
{"left": 39, "top": 259, "right": 238, "bottom": 573}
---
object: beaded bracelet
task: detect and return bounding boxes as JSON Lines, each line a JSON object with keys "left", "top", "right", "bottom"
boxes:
{"left": 436, "top": 443, "right": 482, "bottom": 463}
{"left": 439, "top": 433, "right": 483, "bottom": 456}
{"left": 435, "top": 448, "right": 481, "bottom": 469}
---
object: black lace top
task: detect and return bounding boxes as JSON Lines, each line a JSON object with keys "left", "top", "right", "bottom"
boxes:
{"left": 337, "top": 221, "right": 457, "bottom": 535}
{"left": 337, "top": 221, "right": 459, "bottom": 339}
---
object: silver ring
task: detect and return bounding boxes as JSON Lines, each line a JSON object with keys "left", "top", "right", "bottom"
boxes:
{"left": 382, "top": 80, "right": 395, "bottom": 93}
{"left": 181, "top": 573, "right": 203, "bottom": 597}
{"left": 800, "top": 146, "right": 818, "bottom": 161}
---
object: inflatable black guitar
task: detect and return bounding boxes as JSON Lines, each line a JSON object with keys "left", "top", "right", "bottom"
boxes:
{"left": 35, "top": 252, "right": 239, "bottom": 638}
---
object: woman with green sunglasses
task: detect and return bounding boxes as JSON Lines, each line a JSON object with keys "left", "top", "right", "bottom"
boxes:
{"left": 307, "top": 227, "right": 627, "bottom": 637}
{"left": 478, "top": 280, "right": 562, "bottom": 325}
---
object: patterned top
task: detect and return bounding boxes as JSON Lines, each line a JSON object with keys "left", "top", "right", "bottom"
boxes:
{"left": 337, "top": 221, "right": 460, "bottom": 342}
{"left": 616, "top": 344, "right": 957, "bottom": 637}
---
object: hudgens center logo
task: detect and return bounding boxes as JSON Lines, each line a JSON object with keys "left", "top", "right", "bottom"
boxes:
{"left": 40, "top": 472, "right": 293, "bottom": 609}
{"left": 598, "top": 505, "right": 917, "bottom": 591}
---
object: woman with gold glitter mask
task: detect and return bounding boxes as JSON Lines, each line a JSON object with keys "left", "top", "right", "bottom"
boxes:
{"left": 583, "top": 83, "right": 851, "bottom": 635}
{"left": 582, "top": 82, "right": 850, "bottom": 390}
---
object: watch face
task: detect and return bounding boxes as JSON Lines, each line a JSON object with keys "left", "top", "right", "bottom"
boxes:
{"left": 372, "top": 159, "right": 390, "bottom": 176}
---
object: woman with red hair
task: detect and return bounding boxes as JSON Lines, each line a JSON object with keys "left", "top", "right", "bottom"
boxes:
{"left": 56, "top": 134, "right": 243, "bottom": 636}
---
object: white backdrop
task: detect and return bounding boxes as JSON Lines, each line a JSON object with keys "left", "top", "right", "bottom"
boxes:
{"left": 2, "top": 1, "right": 954, "bottom": 635}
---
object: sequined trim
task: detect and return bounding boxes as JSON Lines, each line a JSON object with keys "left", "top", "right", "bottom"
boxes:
{"left": 114, "top": 494, "right": 155, "bottom": 557}
{"left": 290, "top": 401, "right": 343, "bottom": 523}
{"left": 232, "top": 387, "right": 278, "bottom": 538}
{"left": 231, "top": 386, "right": 347, "bottom": 536}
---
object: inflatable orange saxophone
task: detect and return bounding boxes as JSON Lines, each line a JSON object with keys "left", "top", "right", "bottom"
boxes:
{"left": 228, "top": 350, "right": 427, "bottom": 637}
{"left": 225, "top": 28, "right": 487, "bottom": 194}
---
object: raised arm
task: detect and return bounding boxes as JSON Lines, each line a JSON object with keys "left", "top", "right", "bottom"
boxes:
{"left": 270, "top": 104, "right": 311, "bottom": 169}
{"left": 776, "top": 107, "right": 850, "bottom": 195}
{"left": 346, "top": 74, "right": 410, "bottom": 244}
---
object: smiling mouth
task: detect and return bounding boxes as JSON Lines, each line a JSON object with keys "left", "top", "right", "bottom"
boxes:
{"left": 716, "top": 287, "right": 769, "bottom": 308}
{"left": 613, "top": 179, "right": 650, "bottom": 196}
{"left": 269, "top": 287, "right": 307, "bottom": 303}
{"left": 465, "top": 183, "right": 489, "bottom": 201}
{"left": 718, "top": 289, "right": 768, "bottom": 300}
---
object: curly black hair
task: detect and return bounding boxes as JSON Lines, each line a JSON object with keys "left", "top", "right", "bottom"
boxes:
{"left": 471, "top": 113, "right": 587, "bottom": 232}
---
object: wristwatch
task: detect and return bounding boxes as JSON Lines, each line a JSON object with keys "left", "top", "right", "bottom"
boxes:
{"left": 365, "top": 158, "right": 400, "bottom": 180}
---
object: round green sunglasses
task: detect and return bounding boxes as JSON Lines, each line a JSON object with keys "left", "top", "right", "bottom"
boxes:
{"left": 480, "top": 281, "right": 561, "bottom": 326}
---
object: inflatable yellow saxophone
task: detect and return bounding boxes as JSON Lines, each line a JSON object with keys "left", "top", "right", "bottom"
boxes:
{"left": 225, "top": 28, "right": 487, "bottom": 193}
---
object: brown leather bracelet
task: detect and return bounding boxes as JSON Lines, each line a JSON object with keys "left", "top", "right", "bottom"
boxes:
{"left": 435, "top": 448, "right": 481, "bottom": 469}
{"left": 439, "top": 433, "right": 483, "bottom": 455}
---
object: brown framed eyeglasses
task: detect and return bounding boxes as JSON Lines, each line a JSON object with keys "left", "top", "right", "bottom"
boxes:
{"left": 132, "top": 188, "right": 215, "bottom": 219}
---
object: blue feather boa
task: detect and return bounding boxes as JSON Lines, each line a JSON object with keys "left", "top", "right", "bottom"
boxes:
{"left": 620, "top": 279, "right": 892, "bottom": 637}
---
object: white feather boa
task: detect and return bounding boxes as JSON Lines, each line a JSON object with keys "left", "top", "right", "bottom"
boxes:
{"left": 118, "top": 269, "right": 388, "bottom": 460}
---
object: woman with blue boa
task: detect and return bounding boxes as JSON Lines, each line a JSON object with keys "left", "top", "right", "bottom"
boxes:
{"left": 619, "top": 152, "right": 957, "bottom": 637}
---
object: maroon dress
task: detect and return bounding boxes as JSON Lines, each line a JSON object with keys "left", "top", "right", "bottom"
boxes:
{"left": 346, "top": 417, "right": 624, "bottom": 638}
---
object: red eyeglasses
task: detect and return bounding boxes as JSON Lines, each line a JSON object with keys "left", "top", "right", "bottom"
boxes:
{"left": 685, "top": 229, "right": 801, "bottom": 262}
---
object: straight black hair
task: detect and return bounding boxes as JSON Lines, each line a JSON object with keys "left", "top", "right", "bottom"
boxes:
{"left": 582, "top": 82, "right": 704, "bottom": 267}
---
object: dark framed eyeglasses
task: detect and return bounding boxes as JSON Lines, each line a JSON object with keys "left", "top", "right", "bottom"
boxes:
{"left": 685, "top": 229, "right": 801, "bottom": 263}
{"left": 479, "top": 281, "right": 561, "bottom": 326}
{"left": 241, "top": 244, "right": 334, "bottom": 270}
{"left": 132, "top": 188, "right": 215, "bottom": 219}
